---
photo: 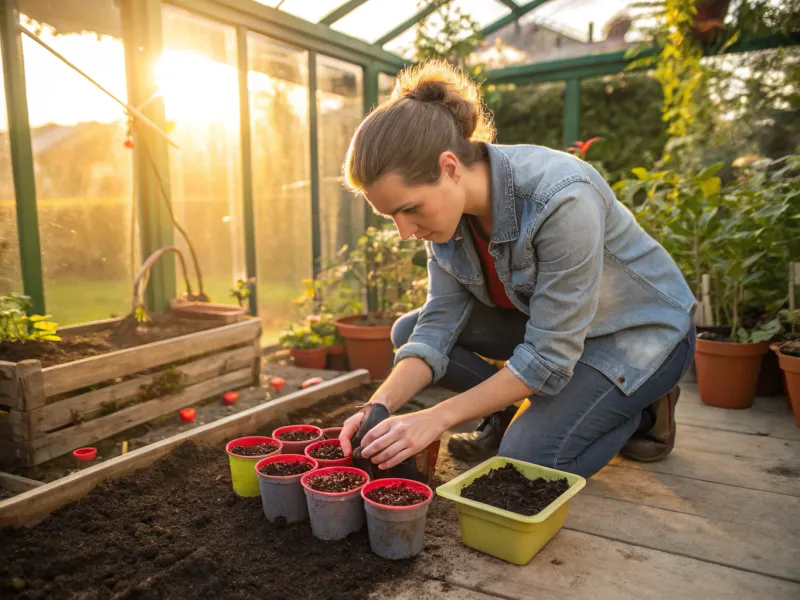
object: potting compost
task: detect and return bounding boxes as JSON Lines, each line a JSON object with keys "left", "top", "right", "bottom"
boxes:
{"left": 461, "top": 464, "right": 569, "bottom": 517}
{"left": 305, "top": 471, "right": 366, "bottom": 493}
{"left": 307, "top": 444, "right": 345, "bottom": 460}
{"left": 365, "top": 483, "right": 428, "bottom": 507}
{"left": 276, "top": 430, "right": 320, "bottom": 442}
{"left": 258, "top": 460, "right": 315, "bottom": 477}
{"left": 229, "top": 443, "right": 280, "bottom": 457}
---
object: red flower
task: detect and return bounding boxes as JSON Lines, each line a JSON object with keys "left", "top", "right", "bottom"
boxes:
{"left": 123, "top": 138, "right": 134, "bottom": 149}
{"left": 567, "top": 137, "right": 601, "bottom": 159}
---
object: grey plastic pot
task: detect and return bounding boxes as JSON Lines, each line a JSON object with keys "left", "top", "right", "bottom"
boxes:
{"left": 300, "top": 467, "right": 370, "bottom": 541}
{"left": 361, "top": 478, "right": 433, "bottom": 559}
{"left": 255, "top": 455, "right": 319, "bottom": 524}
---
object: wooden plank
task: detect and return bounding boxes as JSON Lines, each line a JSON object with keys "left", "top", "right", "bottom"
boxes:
{"left": 565, "top": 493, "right": 799, "bottom": 582}
{"left": 610, "top": 447, "right": 800, "bottom": 497}
{"left": 0, "top": 369, "right": 369, "bottom": 526}
{"left": 0, "top": 409, "right": 29, "bottom": 441}
{"left": 58, "top": 317, "right": 122, "bottom": 337}
{"left": 680, "top": 383, "right": 789, "bottom": 414}
{"left": 442, "top": 528, "right": 800, "bottom": 600}
{"left": 0, "top": 438, "right": 30, "bottom": 467}
{"left": 41, "top": 318, "right": 261, "bottom": 399}
{"left": 0, "top": 360, "right": 16, "bottom": 407}
{"left": 587, "top": 465, "right": 800, "bottom": 536}
{"left": 0, "top": 471, "right": 43, "bottom": 494}
{"left": 677, "top": 423, "right": 800, "bottom": 462}
{"left": 0, "top": 359, "right": 43, "bottom": 411}
{"left": 30, "top": 343, "right": 258, "bottom": 435}
{"left": 30, "top": 367, "right": 255, "bottom": 465}
{"left": 677, "top": 400, "right": 800, "bottom": 441}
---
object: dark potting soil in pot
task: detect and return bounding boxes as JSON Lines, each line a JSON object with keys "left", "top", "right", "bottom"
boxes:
{"left": 781, "top": 341, "right": 800, "bottom": 358}
{"left": 229, "top": 443, "right": 280, "bottom": 457}
{"left": 352, "top": 314, "right": 398, "bottom": 328}
{"left": 258, "top": 461, "right": 315, "bottom": 477}
{"left": 460, "top": 464, "right": 569, "bottom": 517}
{"left": 306, "top": 471, "right": 365, "bottom": 493}
{"left": 308, "top": 444, "right": 345, "bottom": 460}
{"left": 276, "top": 430, "right": 319, "bottom": 442}
{"left": 366, "top": 484, "right": 427, "bottom": 507}
{"left": 0, "top": 443, "right": 428, "bottom": 600}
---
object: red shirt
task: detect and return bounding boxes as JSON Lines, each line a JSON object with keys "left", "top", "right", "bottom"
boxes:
{"left": 466, "top": 218, "right": 517, "bottom": 310}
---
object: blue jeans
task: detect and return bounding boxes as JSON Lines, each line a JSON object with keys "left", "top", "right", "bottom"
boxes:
{"left": 392, "top": 302, "right": 696, "bottom": 478}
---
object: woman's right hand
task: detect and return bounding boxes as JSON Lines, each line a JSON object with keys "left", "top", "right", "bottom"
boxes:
{"left": 339, "top": 410, "right": 367, "bottom": 457}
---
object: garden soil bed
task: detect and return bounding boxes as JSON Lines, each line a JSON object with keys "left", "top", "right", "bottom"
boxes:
{"left": 0, "top": 314, "right": 220, "bottom": 368}
{"left": 0, "top": 387, "right": 475, "bottom": 600}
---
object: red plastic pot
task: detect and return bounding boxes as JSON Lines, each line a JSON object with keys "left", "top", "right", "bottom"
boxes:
{"left": 335, "top": 313, "right": 397, "bottom": 379}
{"left": 73, "top": 447, "right": 97, "bottom": 462}
{"left": 255, "top": 454, "right": 319, "bottom": 523}
{"left": 290, "top": 347, "right": 327, "bottom": 370}
{"left": 361, "top": 478, "right": 433, "bottom": 559}
{"left": 695, "top": 339, "right": 768, "bottom": 408}
{"left": 179, "top": 408, "right": 196, "bottom": 422}
{"left": 272, "top": 424, "right": 323, "bottom": 454}
{"left": 222, "top": 391, "right": 239, "bottom": 406}
{"left": 304, "top": 439, "right": 352, "bottom": 468}
{"left": 301, "top": 466, "right": 370, "bottom": 541}
{"left": 322, "top": 426, "right": 343, "bottom": 440}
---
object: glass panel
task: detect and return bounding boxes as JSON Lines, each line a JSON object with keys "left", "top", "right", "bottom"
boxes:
{"left": 161, "top": 7, "right": 245, "bottom": 307}
{"left": 247, "top": 33, "right": 312, "bottom": 341}
{"left": 316, "top": 56, "right": 364, "bottom": 265}
{"left": 0, "top": 41, "right": 21, "bottom": 295}
{"left": 332, "top": 0, "right": 419, "bottom": 44}
{"left": 279, "top": 0, "right": 344, "bottom": 23}
{"left": 19, "top": 0, "right": 134, "bottom": 324}
{"left": 492, "top": 81, "right": 565, "bottom": 151}
{"left": 378, "top": 72, "right": 395, "bottom": 103}
{"left": 478, "top": 0, "right": 642, "bottom": 67}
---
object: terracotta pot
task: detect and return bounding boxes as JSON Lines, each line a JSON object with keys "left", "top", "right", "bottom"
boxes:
{"left": 776, "top": 350, "right": 800, "bottom": 427}
{"left": 326, "top": 344, "right": 349, "bottom": 371}
{"left": 695, "top": 338, "right": 769, "bottom": 408}
{"left": 335, "top": 314, "right": 397, "bottom": 379}
{"left": 169, "top": 299, "right": 247, "bottom": 323}
{"left": 290, "top": 347, "right": 327, "bottom": 370}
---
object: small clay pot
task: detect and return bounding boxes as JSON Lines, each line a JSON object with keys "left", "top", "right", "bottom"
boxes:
{"left": 775, "top": 349, "right": 800, "bottom": 427}
{"left": 255, "top": 454, "right": 318, "bottom": 523}
{"left": 290, "top": 347, "right": 327, "bottom": 370}
{"left": 272, "top": 425, "right": 323, "bottom": 454}
{"left": 322, "top": 426, "right": 343, "bottom": 440}
{"left": 695, "top": 338, "right": 768, "bottom": 408}
{"left": 305, "top": 439, "right": 352, "bottom": 468}
{"left": 326, "top": 344, "right": 349, "bottom": 371}
{"left": 361, "top": 478, "right": 433, "bottom": 559}
{"left": 301, "top": 467, "right": 369, "bottom": 541}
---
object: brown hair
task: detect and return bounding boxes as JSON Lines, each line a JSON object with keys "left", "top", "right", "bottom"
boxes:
{"left": 344, "top": 60, "right": 495, "bottom": 194}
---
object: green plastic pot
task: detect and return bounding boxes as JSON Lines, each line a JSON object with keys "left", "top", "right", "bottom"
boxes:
{"left": 226, "top": 436, "right": 282, "bottom": 497}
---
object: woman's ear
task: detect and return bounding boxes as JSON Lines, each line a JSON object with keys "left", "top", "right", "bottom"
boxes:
{"left": 439, "top": 151, "right": 461, "bottom": 184}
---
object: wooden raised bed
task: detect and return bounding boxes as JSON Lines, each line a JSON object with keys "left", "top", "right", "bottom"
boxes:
{"left": 0, "top": 369, "right": 369, "bottom": 527}
{"left": 0, "top": 317, "right": 262, "bottom": 468}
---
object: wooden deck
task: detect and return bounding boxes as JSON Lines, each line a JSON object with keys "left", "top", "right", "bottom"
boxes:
{"left": 378, "top": 382, "right": 800, "bottom": 600}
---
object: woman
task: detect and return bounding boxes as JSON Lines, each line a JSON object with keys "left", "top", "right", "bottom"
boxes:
{"left": 338, "top": 61, "right": 696, "bottom": 479}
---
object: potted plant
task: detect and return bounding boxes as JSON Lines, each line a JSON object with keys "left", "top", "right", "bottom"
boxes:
{"left": 307, "top": 313, "right": 348, "bottom": 371}
{"left": 255, "top": 454, "right": 318, "bottom": 523}
{"left": 361, "top": 478, "right": 433, "bottom": 559}
{"left": 300, "top": 466, "right": 370, "bottom": 540}
{"left": 278, "top": 323, "right": 328, "bottom": 369}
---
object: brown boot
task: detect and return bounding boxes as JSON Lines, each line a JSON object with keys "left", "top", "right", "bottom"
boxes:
{"left": 620, "top": 386, "right": 680, "bottom": 462}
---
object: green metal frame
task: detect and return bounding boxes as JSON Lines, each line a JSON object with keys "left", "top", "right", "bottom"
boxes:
{"left": 308, "top": 51, "right": 322, "bottom": 277}
{"left": 480, "top": 0, "right": 552, "bottom": 38}
{"left": 563, "top": 78, "right": 579, "bottom": 149}
{"left": 374, "top": 0, "right": 454, "bottom": 47}
{"left": 319, "top": 0, "right": 369, "bottom": 26}
{"left": 236, "top": 26, "right": 258, "bottom": 316}
{"left": 0, "top": 0, "right": 45, "bottom": 314}
{"left": 120, "top": 0, "right": 176, "bottom": 313}
{"left": 169, "top": 0, "right": 406, "bottom": 72}
{"left": 496, "top": 0, "right": 521, "bottom": 12}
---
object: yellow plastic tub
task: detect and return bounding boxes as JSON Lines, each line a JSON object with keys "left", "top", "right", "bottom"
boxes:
{"left": 436, "top": 456, "right": 585, "bottom": 565}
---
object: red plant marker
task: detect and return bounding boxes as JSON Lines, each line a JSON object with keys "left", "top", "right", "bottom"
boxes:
{"left": 179, "top": 408, "right": 196, "bottom": 422}
{"left": 222, "top": 391, "right": 239, "bottom": 406}
{"left": 269, "top": 377, "right": 286, "bottom": 392}
{"left": 301, "top": 377, "right": 324, "bottom": 389}
{"left": 123, "top": 138, "right": 134, "bottom": 149}
{"left": 73, "top": 447, "right": 97, "bottom": 462}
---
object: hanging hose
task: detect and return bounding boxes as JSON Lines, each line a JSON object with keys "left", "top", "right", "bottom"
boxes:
{"left": 131, "top": 246, "right": 194, "bottom": 317}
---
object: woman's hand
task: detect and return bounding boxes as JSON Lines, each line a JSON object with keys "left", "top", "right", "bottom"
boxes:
{"left": 338, "top": 410, "right": 367, "bottom": 457}
{"left": 359, "top": 408, "right": 448, "bottom": 470}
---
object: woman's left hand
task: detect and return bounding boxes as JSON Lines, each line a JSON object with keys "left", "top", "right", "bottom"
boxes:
{"left": 359, "top": 408, "right": 446, "bottom": 470}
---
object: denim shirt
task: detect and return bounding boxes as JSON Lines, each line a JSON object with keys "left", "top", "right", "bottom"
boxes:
{"left": 394, "top": 143, "right": 697, "bottom": 396}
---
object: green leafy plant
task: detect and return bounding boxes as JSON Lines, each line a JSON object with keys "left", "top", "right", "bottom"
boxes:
{"left": 412, "top": 0, "right": 483, "bottom": 69}
{"left": 278, "top": 323, "right": 326, "bottom": 350}
{"left": 231, "top": 277, "right": 256, "bottom": 308}
{"left": 305, "top": 313, "right": 341, "bottom": 347}
{"left": 0, "top": 293, "right": 61, "bottom": 343}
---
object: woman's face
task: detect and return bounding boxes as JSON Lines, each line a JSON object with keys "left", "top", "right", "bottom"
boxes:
{"left": 365, "top": 153, "right": 465, "bottom": 244}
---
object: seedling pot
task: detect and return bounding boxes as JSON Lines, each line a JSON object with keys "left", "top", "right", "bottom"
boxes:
{"left": 361, "top": 478, "right": 433, "bottom": 560}
{"left": 436, "top": 456, "right": 585, "bottom": 565}
{"left": 304, "top": 439, "right": 352, "bottom": 468}
{"left": 301, "top": 467, "right": 370, "bottom": 541}
{"left": 226, "top": 436, "right": 283, "bottom": 497}
{"left": 322, "top": 426, "right": 343, "bottom": 440}
{"left": 255, "top": 455, "right": 318, "bottom": 524}
{"left": 272, "top": 425, "right": 323, "bottom": 454}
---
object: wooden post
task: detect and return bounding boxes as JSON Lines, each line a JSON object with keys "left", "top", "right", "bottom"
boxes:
{"left": 701, "top": 274, "right": 713, "bottom": 327}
